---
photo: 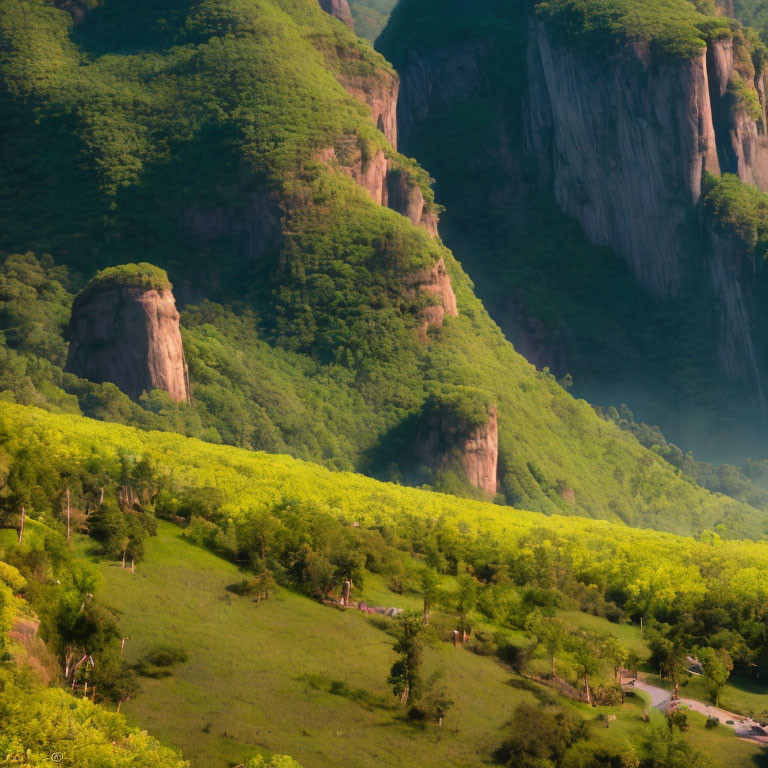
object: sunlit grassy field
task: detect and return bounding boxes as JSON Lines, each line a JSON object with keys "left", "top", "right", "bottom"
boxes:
{"left": 94, "top": 521, "right": 543, "bottom": 768}
{"left": 82, "top": 521, "right": 765, "bottom": 768}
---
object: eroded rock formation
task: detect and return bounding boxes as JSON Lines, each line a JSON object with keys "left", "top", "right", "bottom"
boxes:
{"left": 336, "top": 67, "right": 399, "bottom": 149}
{"left": 318, "top": 0, "right": 354, "bottom": 29}
{"left": 390, "top": 13, "right": 768, "bottom": 408}
{"left": 405, "top": 257, "right": 458, "bottom": 336}
{"left": 318, "top": 142, "right": 440, "bottom": 234}
{"left": 707, "top": 37, "right": 768, "bottom": 190}
{"left": 416, "top": 397, "right": 498, "bottom": 495}
{"left": 66, "top": 268, "right": 190, "bottom": 403}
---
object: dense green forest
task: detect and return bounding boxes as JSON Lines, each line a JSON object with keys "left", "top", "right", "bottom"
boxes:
{"left": 3, "top": 0, "right": 768, "bottom": 537}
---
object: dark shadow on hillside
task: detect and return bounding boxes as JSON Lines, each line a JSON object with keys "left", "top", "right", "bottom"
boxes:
{"left": 297, "top": 672, "right": 393, "bottom": 712}
{"left": 359, "top": 410, "right": 425, "bottom": 485}
{"left": 71, "top": 0, "right": 198, "bottom": 57}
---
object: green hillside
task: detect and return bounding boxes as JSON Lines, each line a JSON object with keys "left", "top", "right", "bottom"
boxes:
{"left": 94, "top": 520, "right": 764, "bottom": 768}
{"left": 3, "top": 401, "right": 768, "bottom": 766}
{"left": 1, "top": 0, "right": 767, "bottom": 536}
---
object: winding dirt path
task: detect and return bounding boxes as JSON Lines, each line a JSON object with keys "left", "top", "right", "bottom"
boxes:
{"left": 629, "top": 679, "right": 768, "bottom": 745}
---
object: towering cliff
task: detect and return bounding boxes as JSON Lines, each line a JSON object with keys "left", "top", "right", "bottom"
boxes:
{"left": 66, "top": 264, "right": 190, "bottom": 403}
{"left": 380, "top": 0, "right": 768, "bottom": 454}
{"left": 527, "top": 24, "right": 720, "bottom": 298}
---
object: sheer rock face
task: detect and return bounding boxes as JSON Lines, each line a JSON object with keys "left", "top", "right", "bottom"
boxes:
{"left": 336, "top": 68, "right": 399, "bottom": 149}
{"left": 416, "top": 404, "right": 498, "bottom": 495}
{"left": 706, "top": 224, "right": 765, "bottom": 413}
{"left": 318, "top": 0, "right": 354, "bottom": 29}
{"left": 707, "top": 38, "right": 768, "bottom": 191}
{"left": 66, "top": 283, "right": 190, "bottom": 403}
{"left": 528, "top": 22, "right": 721, "bottom": 298}
{"left": 319, "top": 145, "right": 440, "bottom": 234}
{"left": 387, "top": 8, "right": 768, "bottom": 411}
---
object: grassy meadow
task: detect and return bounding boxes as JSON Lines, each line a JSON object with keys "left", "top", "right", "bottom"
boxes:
{"left": 81, "top": 520, "right": 765, "bottom": 768}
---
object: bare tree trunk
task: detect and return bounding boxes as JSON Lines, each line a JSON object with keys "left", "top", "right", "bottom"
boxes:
{"left": 66, "top": 486, "right": 71, "bottom": 545}
{"left": 552, "top": 655, "right": 556, "bottom": 676}
{"left": 121, "top": 550, "right": 126, "bottom": 569}
{"left": 18, "top": 506, "right": 25, "bottom": 544}
{"left": 584, "top": 674, "right": 592, "bottom": 705}
{"left": 99, "top": 487, "right": 104, "bottom": 506}
{"left": 400, "top": 685, "right": 409, "bottom": 705}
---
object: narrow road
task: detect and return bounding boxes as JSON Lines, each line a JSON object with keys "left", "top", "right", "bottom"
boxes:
{"left": 629, "top": 679, "right": 768, "bottom": 744}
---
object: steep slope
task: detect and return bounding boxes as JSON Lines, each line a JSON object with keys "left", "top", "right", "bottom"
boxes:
{"left": 1, "top": 0, "right": 766, "bottom": 533}
{"left": 379, "top": 0, "right": 768, "bottom": 459}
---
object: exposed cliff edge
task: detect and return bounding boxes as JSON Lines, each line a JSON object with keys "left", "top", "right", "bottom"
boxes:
{"left": 335, "top": 66, "right": 399, "bottom": 149}
{"left": 318, "top": 142, "right": 440, "bottom": 234}
{"left": 707, "top": 36, "right": 768, "bottom": 191}
{"left": 318, "top": 0, "right": 354, "bottom": 29}
{"left": 405, "top": 256, "right": 459, "bottom": 337}
{"left": 65, "top": 264, "right": 190, "bottom": 403}
{"left": 416, "top": 389, "right": 498, "bottom": 495}
{"left": 528, "top": 21, "right": 721, "bottom": 298}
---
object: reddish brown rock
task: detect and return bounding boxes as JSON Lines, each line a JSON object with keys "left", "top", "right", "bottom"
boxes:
{"left": 319, "top": 144, "right": 440, "bottom": 235}
{"left": 460, "top": 406, "right": 499, "bottom": 495}
{"left": 405, "top": 257, "right": 458, "bottom": 337}
{"left": 336, "top": 69, "right": 399, "bottom": 149}
{"left": 417, "top": 397, "right": 498, "bottom": 495}
{"left": 66, "top": 266, "right": 190, "bottom": 403}
{"left": 318, "top": 0, "right": 354, "bottom": 29}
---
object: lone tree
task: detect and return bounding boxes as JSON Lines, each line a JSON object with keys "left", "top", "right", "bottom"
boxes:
{"left": 388, "top": 616, "right": 424, "bottom": 706}
{"left": 700, "top": 646, "right": 733, "bottom": 707}
{"left": 527, "top": 612, "right": 571, "bottom": 677}
{"left": 420, "top": 568, "right": 439, "bottom": 626}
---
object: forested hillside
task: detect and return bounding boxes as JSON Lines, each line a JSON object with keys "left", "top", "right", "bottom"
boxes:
{"left": 379, "top": 0, "right": 768, "bottom": 462}
{"left": 2, "top": 0, "right": 767, "bottom": 537}
{"left": 3, "top": 402, "right": 768, "bottom": 765}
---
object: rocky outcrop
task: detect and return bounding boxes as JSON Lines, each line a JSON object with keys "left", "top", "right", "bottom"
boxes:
{"left": 707, "top": 38, "right": 768, "bottom": 191}
{"left": 66, "top": 269, "right": 190, "bottom": 403}
{"left": 460, "top": 406, "right": 498, "bottom": 494}
{"left": 387, "top": 169, "right": 438, "bottom": 234}
{"left": 319, "top": 142, "right": 439, "bottom": 233}
{"left": 318, "top": 0, "right": 354, "bottom": 29}
{"left": 336, "top": 68, "right": 399, "bottom": 149}
{"left": 416, "top": 399, "right": 498, "bottom": 495}
{"left": 528, "top": 21, "right": 721, "bottom": 298}
{"left": 405, "top": 257, "right": 458, "bottom": 336}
